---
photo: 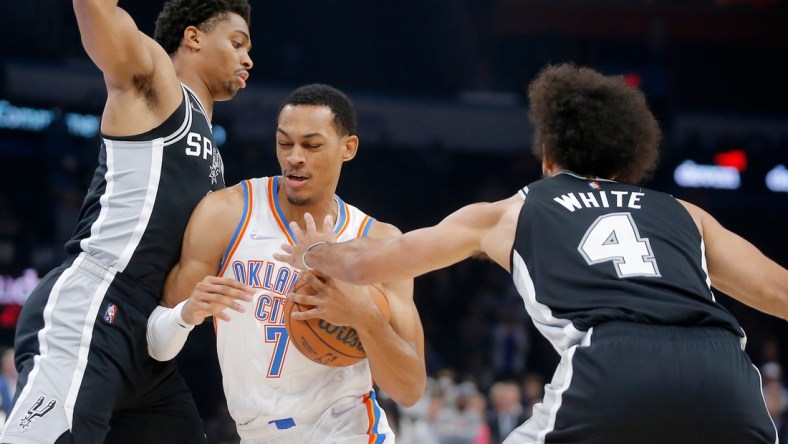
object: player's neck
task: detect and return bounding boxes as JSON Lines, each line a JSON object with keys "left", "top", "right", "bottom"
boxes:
{"left": 281, "top": 198, "right": 340, "bottom": 234}
{"left": 173, "top": 66, "right": 214, "bottom": 120}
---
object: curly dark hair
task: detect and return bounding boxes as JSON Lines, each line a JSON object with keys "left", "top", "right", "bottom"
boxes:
{"left": 280, "top": 84, "right": 357, "bottom": 137}
{"left": 154, "top": 0, "right": 251, "bottom": 55}
{"left": 528, "top": 63, "right": 662, "bottom": 184}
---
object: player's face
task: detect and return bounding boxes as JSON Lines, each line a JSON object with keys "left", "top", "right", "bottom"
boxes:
{"left": 198, "top": 13, "right": 252, "bottom": 101}
{"left": 276, "top": 105, "right": 358, "bottom": 207}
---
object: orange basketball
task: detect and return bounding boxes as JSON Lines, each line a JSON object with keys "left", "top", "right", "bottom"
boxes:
{"left": 285, "top": 282, "right": 391, "bottom": 367}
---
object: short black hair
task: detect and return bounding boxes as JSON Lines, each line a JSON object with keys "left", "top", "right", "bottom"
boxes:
{"left": 154, "top": 0, "right": 251, "bottom": 55}
{"left": 528, "top": 63, "right": 662, "bottom": 184}
{"left": 279, "top": 84, "right": 357, "bottom": 137}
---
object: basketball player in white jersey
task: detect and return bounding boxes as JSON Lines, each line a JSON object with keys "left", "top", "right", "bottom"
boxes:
{"left": 276, "top": 65, "right": 787, "bottom": 443}
{"left": 147, "top": 84, "right": 427, "bottom": 443}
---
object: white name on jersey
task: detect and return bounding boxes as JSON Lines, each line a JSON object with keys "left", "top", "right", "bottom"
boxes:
{"left": 553, "top": 191, "right": 644, "bottom": 212}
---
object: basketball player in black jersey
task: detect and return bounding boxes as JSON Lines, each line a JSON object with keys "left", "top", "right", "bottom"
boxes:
{"left": 1, "top": 1, "right": 252, "bottom": 443}
{"left": 276, "top": 64, "right": 787, "bottom": 443}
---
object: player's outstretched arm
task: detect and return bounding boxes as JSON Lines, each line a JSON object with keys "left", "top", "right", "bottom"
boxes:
{"left": 679, "top": 200, "right": 788, "bottom": 320}
{"left": 148, "top": 187, "right": 254, "bottom": 361}
{"left": 275, "top": 195, "right": 523, "bottom": 284}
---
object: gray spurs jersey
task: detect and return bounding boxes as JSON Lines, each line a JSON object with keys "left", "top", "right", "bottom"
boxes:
{"left": 510, "top": 171, "right": 743, "bottom": 353}
{"left": 65, "top": 84, "right": 225, "bottom": 300}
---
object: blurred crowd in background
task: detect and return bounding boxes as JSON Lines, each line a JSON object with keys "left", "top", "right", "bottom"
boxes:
{"left": 1, "top": 0, "right": 787, "bottom": 442}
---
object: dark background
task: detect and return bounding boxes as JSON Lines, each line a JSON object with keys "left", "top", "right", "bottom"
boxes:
{"left": 0, "top": 0, "right": 786, "bottom": 438}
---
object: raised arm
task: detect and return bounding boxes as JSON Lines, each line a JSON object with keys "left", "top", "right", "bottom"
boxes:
{"left": 275, "top": 194, "right": 524, "bottom": 285}
{"left": 679, "top": 199, "right": 788, "bottom": 320}
{"left": 73, "top": 0, "right": 182, "bottom": 136}
{"left": 73, "top": 0, "right": 156, "bottom": 87}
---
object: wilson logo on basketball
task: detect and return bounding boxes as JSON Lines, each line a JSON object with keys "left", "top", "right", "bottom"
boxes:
{"left": 285, "top": 283, "right": 391, "bottom": 367}
{"left": 315, "top": 321, "right": 364, "bottom": 351}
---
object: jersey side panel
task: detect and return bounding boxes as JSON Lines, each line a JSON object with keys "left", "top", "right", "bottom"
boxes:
{"left": 64, "top": 85, "right": 225, "bottom": 303}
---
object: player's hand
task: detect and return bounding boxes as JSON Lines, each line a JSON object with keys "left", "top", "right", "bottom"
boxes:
{"left": 287, "top": 271, "right": 383, "bottom": 329}
{"left": 274, "top": 212, "right": 337, "bottom": 270}
{"left": 181, "top": 276, "right": 255, "bottom": 324}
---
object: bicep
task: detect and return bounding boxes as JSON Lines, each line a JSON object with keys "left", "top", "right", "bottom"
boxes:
{"left": 162, "top": 193, "right": 240, "bottom": 307}
{"left": 682, "top": 200, "right": 784, "bottom": 304}
{"left": 702, "top": 213, "right": 775, "bottom": 296}
{"left": 162, "top": 248, "right": 220, "bottom": 308}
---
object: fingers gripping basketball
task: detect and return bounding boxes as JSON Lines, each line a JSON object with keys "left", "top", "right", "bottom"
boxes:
{"left": 285, "top": 283, "right": 391, "bottom": 367}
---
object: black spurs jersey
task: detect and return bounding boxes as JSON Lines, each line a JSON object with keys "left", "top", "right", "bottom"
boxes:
{"left": 510, "top": 171, "right": 743, "bottom": 352}
{"left": 65, "top": 84, "right": 225, "bottom": 300}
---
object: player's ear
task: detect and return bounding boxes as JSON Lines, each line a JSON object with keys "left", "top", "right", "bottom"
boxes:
{"left": 182, "top": 26, "right": 201, "bottom": 52}
{"left": 341, "top": 135, "right": 358, "bottom": 162}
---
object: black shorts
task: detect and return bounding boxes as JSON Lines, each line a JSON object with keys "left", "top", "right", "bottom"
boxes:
{"left": 506, "top": 322, "right": 777, "bottom": 444}
{"left": 0, "top": 253, "right": 207, "bottom": 444}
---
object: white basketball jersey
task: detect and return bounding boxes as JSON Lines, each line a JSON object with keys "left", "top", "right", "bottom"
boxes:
{"left": 215, "top": 176, "right": 387, "bottom": 441}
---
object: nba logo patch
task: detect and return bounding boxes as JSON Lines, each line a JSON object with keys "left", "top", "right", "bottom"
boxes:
{"left": 588, "top": 181, "right": 601, "bottom": 190}
{"left": 104, "top": 303, "right": 118, "bottom": 324}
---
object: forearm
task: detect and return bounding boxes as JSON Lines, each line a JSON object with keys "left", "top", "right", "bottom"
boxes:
{"left": 73, "top": 0, "right": 151, "bottom": 78}
{"left": 147, "top": 301, "right": 195, "bottom": 361}
{"left": 305, "top": 239, "right": 383, "bottom": 284}
{"left": 355, "top": 317, "right": 426, "bottom": 407}
{"left": 305, "top": 236, "right": 438, "bottom": 285}
{"left": 714, "top": 262, "right": 788, "bottom": 321}
{"left": 73, "top": 0, "right": 121, "bottom": 42}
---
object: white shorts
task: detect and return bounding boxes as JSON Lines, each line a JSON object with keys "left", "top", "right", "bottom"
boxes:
{"left": 239, "top": 391, "right": 394, "bottom": 444}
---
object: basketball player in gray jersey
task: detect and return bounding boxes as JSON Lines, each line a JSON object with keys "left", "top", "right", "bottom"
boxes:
{"left": 1, "top": 1, "right": 252, "bottom": 443}
{"left": 277, "top": 64, "right": 787, "bottom": 443}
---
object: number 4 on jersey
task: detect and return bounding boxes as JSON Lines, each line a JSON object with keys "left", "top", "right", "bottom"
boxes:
{"left": 578, "top": 212, "right": 661, "bottom": 278}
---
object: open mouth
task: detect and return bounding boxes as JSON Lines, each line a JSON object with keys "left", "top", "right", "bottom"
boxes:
{"left": 285, "top": 173, "right": 309, "bottom": 187}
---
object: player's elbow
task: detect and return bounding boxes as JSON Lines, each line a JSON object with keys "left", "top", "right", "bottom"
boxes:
{"left": 391, "top": 385, "right": 426, "bottom": 408}
{"left": 390, "top": 373, "right": 427, "bottom": 407}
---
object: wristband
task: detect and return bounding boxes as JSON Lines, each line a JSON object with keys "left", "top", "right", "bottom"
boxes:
{"left": 147, "top": 300, "right": 194, "bottom": 362}
{"left": 172, "top": 299, "right": 195, "bottom": 329}
{"left": 302, "top": 241, "right": 328, "bottom": 271}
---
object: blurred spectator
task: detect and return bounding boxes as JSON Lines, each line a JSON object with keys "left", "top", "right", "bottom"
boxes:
{"left": 759, "top": 337, "right": 782, "bottom": 366}
{"left": 0, "top": 347, "right": 14, "bottom": 420}
{"left": 761, "top": 362, "right": 788, "bottom": 441}
{"left": 486, "top": 381, "right": 527, "bottom": 443}
{"left": 433, "top": 380, "right": 489, "bottom": 444}
{"left": 490, "top": 309, "right": 529, "bottom": 380}
{"left": 397, "top": 377, "right": 442, "bottom": 444}
{"left": 458, "top": 301, "right": 493, "bottom": 387}
{"left": 0, "top": 347, "right": 15, "bottom": 398}
{"left": 0, "top": 196, "right": 22, "bottom": 273}
{"left": 520, "top": 372, "right": 545, "bottom": 417}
